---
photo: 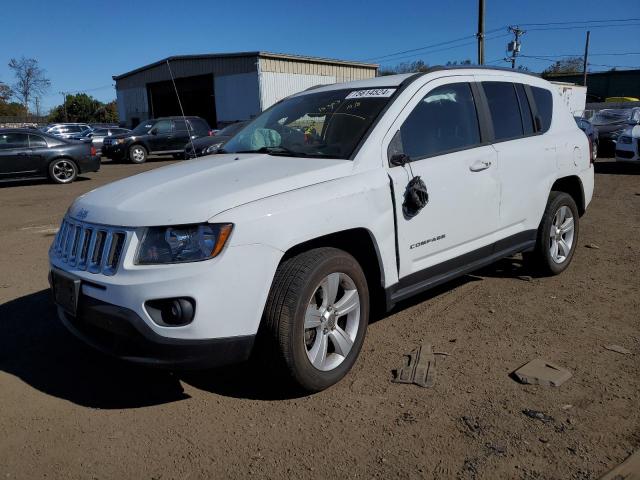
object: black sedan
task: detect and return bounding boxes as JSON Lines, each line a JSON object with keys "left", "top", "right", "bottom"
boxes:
{"left": 0, "top": 129, "right": 100, "bottom": 184}
{"left": 184, "top": 121, "right": 249, "bottom": 158}
{"left": 589, "top": 108, "right": 640, "bottom": 156}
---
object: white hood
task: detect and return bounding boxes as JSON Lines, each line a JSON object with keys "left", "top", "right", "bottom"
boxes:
{"left": 69, "top": 153, "right": 353, "bottom": 226}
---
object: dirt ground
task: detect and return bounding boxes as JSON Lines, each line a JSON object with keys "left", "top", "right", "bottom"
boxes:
{"left": 0, "top": 158, "right": 638, "bottom": 480}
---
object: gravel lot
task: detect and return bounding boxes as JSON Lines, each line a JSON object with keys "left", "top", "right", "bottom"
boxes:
{"left": 0, "top": 158, "right": 638, "bottom": 479}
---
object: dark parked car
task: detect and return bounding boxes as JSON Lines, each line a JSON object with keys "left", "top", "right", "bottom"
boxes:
{"left": 574, "top": 116, "right": 599, "bottom": 160}
{"left": 0, "top": 129, "right": 100, "bottom": 184}
{"left": 184, "top": 120, "right": 249, "bottom": 158}
{"left": 72, "top": 127, "right": 132, "bottom": 155}
{"left": 589, "top": 108, "right": 640, "bottom": 155}
{"left": 102, "top": 116, "right": 212, "bottom": 163}
{"left": 40, "top": 123, "right": 91, "bottom": 139}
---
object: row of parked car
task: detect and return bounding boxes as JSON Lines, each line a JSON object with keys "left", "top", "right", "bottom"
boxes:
{"left": 0, "top": 117, "right": 248, "bottom": 184}
{"left": 574, "top": 107, "right": 640, "bottom": 163}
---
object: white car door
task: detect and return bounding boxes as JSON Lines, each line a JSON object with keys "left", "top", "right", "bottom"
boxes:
{"left": 384, "top": 76, "right": 500, "bottom": 288}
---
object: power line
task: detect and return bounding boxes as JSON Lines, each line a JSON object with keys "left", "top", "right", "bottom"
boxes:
{"left": 519, "top": 17, "right": 640, "bottom": 27}
{"left": 526, "top": 23, "right": 640, "bottom": 32}
{"left": 378, "top": 32, "right": 510, "bottom": 65}
{"left": 522, "top": 52, "right": 640, "bottom": 58}
{"left": 364, "top": 26, "right": 507, "bottom": 62}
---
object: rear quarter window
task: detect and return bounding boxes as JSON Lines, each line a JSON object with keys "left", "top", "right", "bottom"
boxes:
{"left": 531, "top": 86, "right": 553, "bottom": 133}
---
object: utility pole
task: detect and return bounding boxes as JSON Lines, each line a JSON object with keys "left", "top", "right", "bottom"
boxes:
{"left": 59, "top": 91, "right": 67, "bottom": 121}
{"left": 477, "top": 0, "right": 485, "bottom": 65}
{"left": 506, "top": 26, "right": 525, "bottom": 69}
{"left": 582, "top": 30, "right": 590, "bottom": 87}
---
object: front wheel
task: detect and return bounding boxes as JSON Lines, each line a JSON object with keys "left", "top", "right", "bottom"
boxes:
{"left": 528, "top": 191, "right": 579, "bottom": 275}
{"left": 260, "top": 247, "right": 369, "bottom": 392}
{"left": 128, "top": 145, "right": 147, "bottom": 164}
{"left": 49, "top": 158, "right": 78, "bottom": 184}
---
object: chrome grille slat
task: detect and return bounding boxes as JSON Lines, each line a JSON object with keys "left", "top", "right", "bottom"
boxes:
{"left": 51, "top": 218, "right": 127, "bottom": 276}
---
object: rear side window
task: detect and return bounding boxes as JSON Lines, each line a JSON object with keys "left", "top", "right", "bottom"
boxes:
{"left": 173, "top": 120, "right": 188, "bottom": 132}
{"left": 531, "top": 86, "right": 553, "bottom": 133}
{"left": 482, "top": 82, "right": 523, "bottom": 141}
{"left": 188, "top": 118, "right": 208, "bottom": 132}
{"left": 399, "top": 83, "right": 481, "bottom": 159}
{"left": 515, "top": 84, "right": 535, "bottom": 135}
{"left": 29, "top": 135, "right": 48, "bottom": 148}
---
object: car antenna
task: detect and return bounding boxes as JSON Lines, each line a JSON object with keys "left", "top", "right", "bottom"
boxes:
{"left": 166, "top": 59, "right": 197, "bottom": 158}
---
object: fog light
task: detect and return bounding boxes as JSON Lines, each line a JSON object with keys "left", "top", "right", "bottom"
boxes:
{"left": 145, "top": 298, "right": 195, "bottom": 327}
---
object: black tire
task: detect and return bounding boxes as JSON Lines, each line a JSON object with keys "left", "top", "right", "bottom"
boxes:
{"left": 48, "top": 158, "right": 78, "bottom": 184}
{"left": 128, "top": 144, "right": 147, "bottom": 164}
{"left": 260, "top": 247, "right": 369, "bottom": 392}
{"left": 527, "top": 191, "right": 580, "bottom": 275}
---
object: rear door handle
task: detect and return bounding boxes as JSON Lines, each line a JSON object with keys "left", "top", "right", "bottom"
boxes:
{"left": 469, "top": 159, "right": 492, "bottom": 172}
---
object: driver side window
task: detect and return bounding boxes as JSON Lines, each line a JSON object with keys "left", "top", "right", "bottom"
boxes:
{"left": 398, "top": 83, "right": 481, "bottom": 160}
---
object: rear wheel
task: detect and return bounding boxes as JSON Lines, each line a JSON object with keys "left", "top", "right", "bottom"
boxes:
{"left": 260, "top": 247, "right": 369, "bottom": 392}
{"left": 129, "top": 145, "right": 147, "bottom": 164}
{"left": 48, "top": 158, "right": 78, "bottom": 184}
{"left": 527, "top": 191, "right": 579, "bottom": 275}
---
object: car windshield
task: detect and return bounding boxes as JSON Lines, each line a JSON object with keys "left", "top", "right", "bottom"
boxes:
{"left": 222, "top": 88, "right": 396, "bottom": 159}
{"left": 131, "top": 122, "right": 154, "bottom": 135}
{"left": 590, "top": 109, "right": 632, "bottom": 126}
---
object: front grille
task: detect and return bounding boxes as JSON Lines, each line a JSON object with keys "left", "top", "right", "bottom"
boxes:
{"left": 52, "top": 218, "right": 128, "bottom": 275}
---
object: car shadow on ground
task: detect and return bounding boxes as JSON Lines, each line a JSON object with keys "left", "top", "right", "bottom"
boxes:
{"left": 594, "top": 160, "right": 640, "bottom": 175}
{"left": 0, "top": 177, "right": 91, "bottom": 189}
{"left": 0, "top": 289, "right": 189, "bottom": 409}
{"left": 0, "top": 258, "right": 537, "bottom": 407}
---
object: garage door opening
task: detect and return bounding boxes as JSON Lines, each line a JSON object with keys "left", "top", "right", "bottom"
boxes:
{"left": 147, "top": 74, "right": 216, "bottom": 127}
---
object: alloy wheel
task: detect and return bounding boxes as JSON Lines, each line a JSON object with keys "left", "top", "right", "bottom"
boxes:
{"left": 52, "top": 160, "right": 75, "bottom": 182}
{"left": 304, "top": 272, "right": 360, "bottom": 372}
{"left": 549, "top": 205, "right": 575, "bottom": 263}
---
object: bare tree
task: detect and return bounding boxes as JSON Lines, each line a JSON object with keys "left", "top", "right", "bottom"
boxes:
{"left": 8, "top": 57, "right": 51, "bottom": 112}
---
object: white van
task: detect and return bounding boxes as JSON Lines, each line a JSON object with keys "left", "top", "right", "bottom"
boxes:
{"left": 49, "top": 67, "right": 594, "bottom": 392}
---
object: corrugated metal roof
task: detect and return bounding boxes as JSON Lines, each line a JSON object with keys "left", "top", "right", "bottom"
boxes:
{"left": 113, "top": 51, "right": 378, "bottom": 81}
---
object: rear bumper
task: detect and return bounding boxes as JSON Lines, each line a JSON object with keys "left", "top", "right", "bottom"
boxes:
{"left": 78, "top": 155, "right": 101, "bottom": 173}
{"left": 56, "top": 294, "right": 255, "bottom": 369}
{"left": 101, "top": 144, "right": 127, "bottom": 159}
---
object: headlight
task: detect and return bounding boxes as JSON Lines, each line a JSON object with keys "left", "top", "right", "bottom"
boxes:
{"left": 136, "top": 223, "right": 233, "bottom": 264}
{"left": 205, "top": 143, "right": 223, "bottom": 154}
{"left": 115, "top": 138, "right": 126, "bottom": 144}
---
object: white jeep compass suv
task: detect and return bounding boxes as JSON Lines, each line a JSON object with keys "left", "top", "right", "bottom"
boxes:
{"left": 49, "top": 67, "right": 594, "bottom": 392}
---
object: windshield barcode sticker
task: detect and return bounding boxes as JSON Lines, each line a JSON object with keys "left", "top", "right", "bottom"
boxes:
{"left": 346, "top": 88, "right": 396, "bottom": 99}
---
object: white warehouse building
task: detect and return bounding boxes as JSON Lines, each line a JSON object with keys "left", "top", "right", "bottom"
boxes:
{"left": 113, "top": 51, "right": 379, "bottom": 128}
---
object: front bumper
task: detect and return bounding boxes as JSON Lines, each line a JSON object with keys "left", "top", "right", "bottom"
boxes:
{"left": 57, "top": 295, "right": 255, "bottom": 368}
{"left": 101, "top": 143, "right": 126, "bottom": 159}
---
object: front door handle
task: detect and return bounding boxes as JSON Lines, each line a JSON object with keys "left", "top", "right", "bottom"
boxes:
{"left": 469, "top": 159, "right": 492, "bottom": 172}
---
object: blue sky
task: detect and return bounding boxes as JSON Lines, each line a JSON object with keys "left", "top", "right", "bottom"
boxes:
{"left": 1, "top": 0, "right": 638, "bottom": 111}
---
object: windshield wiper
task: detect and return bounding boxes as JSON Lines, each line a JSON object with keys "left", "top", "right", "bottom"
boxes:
{"left": 234, "top": 146, "right": 308, "bottom": 157}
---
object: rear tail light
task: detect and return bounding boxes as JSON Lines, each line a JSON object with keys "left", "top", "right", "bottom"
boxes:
{"left": 208, "top": 130, "right": 214, "bottom": 136}
{"left": 90, "top": 145, "right": 97, "bottom": 156}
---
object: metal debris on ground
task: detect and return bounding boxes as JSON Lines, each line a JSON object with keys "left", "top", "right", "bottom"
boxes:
{"left": 599, "top": 449, "right": 640, "bottom": 480}
{"left": 603, "top": 344, "right": 632, "bottom": 355}
{"left": 522, "top": 409, "right": 554, "bottom": 423}
{"left": 517, "top": 275, "right": 533, "bottom": 281}
{"left": 393, "top": 343, "right": 438, "bottom": 388}
{"left": 512, "top": 358, "right": 572, "bottom": 387}
{"left": 585, "top": 243, "right": 601, "bottom": 249}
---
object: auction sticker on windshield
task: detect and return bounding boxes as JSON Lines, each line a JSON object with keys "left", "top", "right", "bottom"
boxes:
{"left": 345, "top": 88, "right": 396, "bottom": 99}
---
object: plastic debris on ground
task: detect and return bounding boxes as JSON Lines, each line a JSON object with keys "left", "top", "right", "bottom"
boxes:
{"left": 392, "top": 343, "right": 441, "bottom": 388}
{"left": 603, "top": 344, "right": 632, "bottom": 355}
{"left": 512, "top": 358, "right": 572, "bottom": 387}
